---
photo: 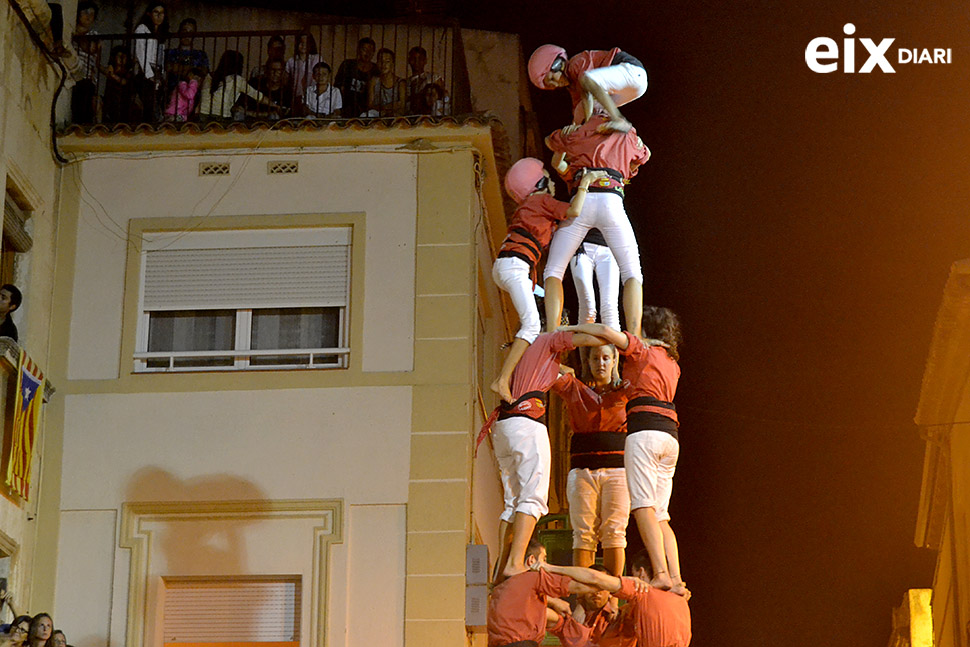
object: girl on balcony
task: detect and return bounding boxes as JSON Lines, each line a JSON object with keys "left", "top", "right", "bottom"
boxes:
{"left": 133, "top": 2, "right": 169, "bottom": 122}
{"left": 286, "top": 32, "right": 321, "bottom": 110}
{"left": 199, "top": 50, "right": 280, "bottom": 123}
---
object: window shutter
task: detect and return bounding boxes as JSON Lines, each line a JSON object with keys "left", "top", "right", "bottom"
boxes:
{"left": 163, "top": 579, "right": 301, "bottom": 642}
{"left": 3, "top": 197, "right": 32, "bottom": 253}
{"left": 143, "top": 244, "right": 350, "bottom": 311}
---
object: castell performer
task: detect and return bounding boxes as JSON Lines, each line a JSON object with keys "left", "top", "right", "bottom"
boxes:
{"left": 476, "top": 329, "right": 616, "bottom": 582}
{"left": 562, "top": 307, "right": 688, "bottom": 597}
{"left": 528, "top": 44, "right": 648, "bottom": 132}
{"left": 490, "top": 157, "right": 606, "bottom": 404}
{"left": 543, "top": 113, "right": 650, "bottom": 336}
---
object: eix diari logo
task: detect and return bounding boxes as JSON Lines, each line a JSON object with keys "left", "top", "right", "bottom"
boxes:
{"left": 805, "top": 23, "right": 952, "bottom": 73}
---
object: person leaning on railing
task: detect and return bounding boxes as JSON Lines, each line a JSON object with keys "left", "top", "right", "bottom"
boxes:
{"left": 133, "top": 2, "right": 170, "bottom": 123}
{"left": 199, "top": 50, "right": 280, "bottom": 123}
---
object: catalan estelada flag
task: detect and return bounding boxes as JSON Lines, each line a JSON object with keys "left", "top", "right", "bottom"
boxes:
{"left": 6, "top": 350, "right": 44, "bottom": 500}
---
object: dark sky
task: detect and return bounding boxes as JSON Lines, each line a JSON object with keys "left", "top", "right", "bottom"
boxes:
{"left": 225, "top": 0, "right": 961, "bottom": 643}
{"left": 451, "top": 2, "right": 964, "bottom": 645}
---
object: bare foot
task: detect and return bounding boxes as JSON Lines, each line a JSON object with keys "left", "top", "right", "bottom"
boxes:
{"left": 490, "top": 378, "right": 513, "bottom": 403}
{"left": 649, "top": 571, "right": 673, "bottom": 590}
{"left": 502, "top": 562, "right": 529, "bottom": 579}
{"left": 670, "top": 581, "right": 690, "bottom": 598}
{"left": 597, "top": 118, "right": 633, "bottom": 134}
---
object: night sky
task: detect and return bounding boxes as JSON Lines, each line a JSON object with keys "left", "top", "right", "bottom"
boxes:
{"left": 229, "top": 0, "right": 963, "bottom": 643}
{"left": 453, "top": 2, "right": 965, "bottom": 645}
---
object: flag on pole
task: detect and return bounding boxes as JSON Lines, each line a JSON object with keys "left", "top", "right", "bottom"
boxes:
{"left": 6, "top": 350, "right": 44, "bottom": 500}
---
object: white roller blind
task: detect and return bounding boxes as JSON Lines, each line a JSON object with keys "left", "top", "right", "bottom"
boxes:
{"left": 163, "top": 578, "right": 301, "bottom": 642}
{"left": 143, "top": 244, "right": 350, "bottom": 311}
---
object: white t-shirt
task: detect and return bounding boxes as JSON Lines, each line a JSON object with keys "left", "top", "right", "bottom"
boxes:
{"left": 304, "top": 85, "right": 342, "bottom": 116}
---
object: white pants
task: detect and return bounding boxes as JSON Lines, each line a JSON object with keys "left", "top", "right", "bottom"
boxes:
{"left": 569, "top": 243, "right": 620, "bottom": 330}
{"left": 567, "top": 467, "right": 630, "bottom": 550}
{"left": 582, "top": 62, "right": 648, "bottom": 109}
{"left": 544, "top": 192, "right": 643, "bottom": 285}
{"left": 492, "top": 256, "right": 540, "bottom": 343}
{"left": 492, "top": 416, "right": 551, "bottom": 522}
{"left": 625, "top": 430, "right": 679, "bottom": 522}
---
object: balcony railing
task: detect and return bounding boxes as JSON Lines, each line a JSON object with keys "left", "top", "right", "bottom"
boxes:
{"left": 66, "top": 19, "right": 472, "bottom": 129}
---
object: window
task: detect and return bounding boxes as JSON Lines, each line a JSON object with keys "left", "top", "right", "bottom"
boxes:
{"left": 162, "top": 576, "right": 301, "bottom": 645}
{"left": 134, "top": 227, "right": 350, "bottom": 372}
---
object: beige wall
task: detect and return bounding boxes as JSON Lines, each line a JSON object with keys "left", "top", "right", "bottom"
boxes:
{"left": 64, "top": 151, "right": 417, "bottom": 379}
{"left": 1, "top": 0, "right": 68, "bottom": 615}
{"left": 46, "top": 126, "right": 509, "bottom": 645}
{"left": 461, "top": 29, "right": 524, "bottom": 163}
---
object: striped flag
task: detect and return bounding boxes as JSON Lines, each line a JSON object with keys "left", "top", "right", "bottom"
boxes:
{"left": 6, "top": 350, "right": 44, "bottom": 500}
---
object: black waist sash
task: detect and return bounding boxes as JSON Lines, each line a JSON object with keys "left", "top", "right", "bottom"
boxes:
{"left": 626, "top": 395, "right": 679, "bottom": 439}
{"left": 570, "top": 430, "right": 626, "bottom": 470}
{"left": 497, "top": 390, "right": 547, "bottom": 423}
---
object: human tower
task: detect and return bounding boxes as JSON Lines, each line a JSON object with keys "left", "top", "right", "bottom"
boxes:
{"left": 480, "top": 44, "right": 692, "bottom": 647}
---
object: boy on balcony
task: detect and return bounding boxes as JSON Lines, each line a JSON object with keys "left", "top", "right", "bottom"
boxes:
{"left": 0, "top": 285, "right": 21, "bottom": 342}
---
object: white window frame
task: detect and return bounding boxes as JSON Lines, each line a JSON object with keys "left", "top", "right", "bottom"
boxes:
{"left": 133, "top": 227, "right": 351, "bottom": 372}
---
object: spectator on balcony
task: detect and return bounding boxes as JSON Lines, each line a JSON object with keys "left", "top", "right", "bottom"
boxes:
{"left": 0, "top": 615, "right": 31, "bottom": 647}
{"left": 25, "top": 615, "right": 51, "bottom": 647}
{"left": 334, "top": 37, "right": 377, "bottom": 118}
{"left": 102, "top": 46, "right": 140, "bottom": 124}
{"left": 422, "top": 82, "right": 450, "bottom": 117}
{"left": 0, "top": 285, "right": 22, "bottom": 342}
{"left": 164, "top": 67, "right": 202, "bottom": 122}
{"left": 303, "top": 62, "right": 341, "bottom": 118}
{"left": 244, "top": 59, "right": 294, "bottom": 120}
{"left": 133, "top": 2, "right": 170, "bottom": 122}
{"left": 249, "top": 35, "right": 287, "bottom": 88}
{"left": 364, "top": 48, "right": 405, "bottom": 118}
{"left": 70, "top": 1, "right": 100, "bottom": 124}
{"left": 199, "top": 50, "right": 279, "bottom": 122}
{"left": 49, "top": 631, "right": 66, "bottom": 647}
{"left": 405, "top": 46, "right": 446, "bottom": 115}
{"left": 286, "top": 31, "right": 320, "bottom": 109}
{"left": 164, "top": 18, "right": 209, "bottom": 95}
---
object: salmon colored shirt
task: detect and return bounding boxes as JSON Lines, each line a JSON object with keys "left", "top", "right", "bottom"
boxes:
{"left": 546, "top": 115, "right": 651, "bottom": 191}
{"left": 508, "top": 332, "right": 577, "bottom": 401}
{"left": 500, "top": 193, "right": 572, "bottom": 270}
{"left": 615, "top": 577, "right": 692, "bottom": 647}
{"left": 552, "top": 374, "right": 628, "bottom": 469}
{"left": 619, "top": 333, "right": 680, "bottom": 425}
{"left": 487, "top": 570, "right": 573, "bottom": 647}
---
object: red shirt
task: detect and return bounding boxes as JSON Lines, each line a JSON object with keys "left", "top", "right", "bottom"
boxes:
{"left": 500, "top": 193, "right": 571, "bottom": 270}
{"left": 509, "top": 332, "right": 577, "bottom": 401}
{"left": 487, "top": 570, "right": 573, "bottom": 647}
{"left": 619, "top": 333, "right": 680, "bottom": 425}
{"left": 547, "top": 115, "right": 651, "bottom": 190}
{"left": 566, "top": 48, "right": 621, "bottom": 114}
{"left": 615, "top": 577, "right": 692, "bottom": 647}
{"left": 553, "top": 374, "right": 628, "bottom": 469}
{"left": 585, "top": 606, "right": 637, "bottom": 647}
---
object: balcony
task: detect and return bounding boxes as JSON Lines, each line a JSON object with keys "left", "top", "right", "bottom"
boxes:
{"left": 63, "top": 18, "right": 472, "bottom": 131}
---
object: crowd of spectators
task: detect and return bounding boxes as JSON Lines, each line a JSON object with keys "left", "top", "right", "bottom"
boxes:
{"left": 66, "top": 2, "right": 454, "bottom": 126}
{"left": 0, "top": 594, "right": 72, "bottom": 647}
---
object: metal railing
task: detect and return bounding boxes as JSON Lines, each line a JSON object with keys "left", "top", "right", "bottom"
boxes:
{"left": 67, "top": 18, "right": 471, "bottom": 128}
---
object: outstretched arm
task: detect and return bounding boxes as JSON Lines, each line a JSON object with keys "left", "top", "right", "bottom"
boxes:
{"left": 564, "top": 323, "right": 629, "bottom": 350}
{"left": 539, "top": 562, "right": 622, "bottom": 593}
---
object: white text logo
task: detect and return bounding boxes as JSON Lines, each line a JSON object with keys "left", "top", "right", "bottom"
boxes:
{"left": 805, "top": 23, "right": 951, "bottom": 73}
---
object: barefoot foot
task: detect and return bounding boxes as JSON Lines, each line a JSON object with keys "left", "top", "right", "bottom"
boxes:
{"left": 670, "top": 581, "right": 690, "bottom": 598}
{"left": 502, "top": 562, "right": 528, "bottom": 579}
{"left": 649, "top": 571, "right": 673, "bottom": 590}
{"left": 597, "top": 118, "right": 633, "bottom": 134}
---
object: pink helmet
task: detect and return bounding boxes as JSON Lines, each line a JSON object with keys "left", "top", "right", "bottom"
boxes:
{"left": 528, "top": 44, "right": 567, "bottom": 89}
{"left": 504, "top": 158, "right": 546, "bottom": 203}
